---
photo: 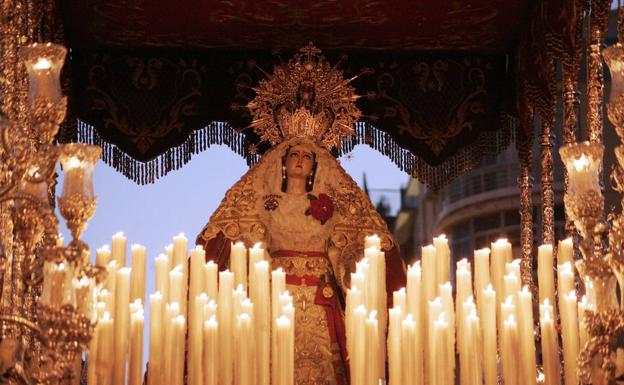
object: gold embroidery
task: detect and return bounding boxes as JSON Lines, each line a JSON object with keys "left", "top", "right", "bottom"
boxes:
{"left": 271, "top": 255, "right": 332, "bottom": 278}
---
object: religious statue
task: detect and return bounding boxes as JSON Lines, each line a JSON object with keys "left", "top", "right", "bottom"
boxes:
{"left": 196, "top": 43, "right": 406, "bottom": 385}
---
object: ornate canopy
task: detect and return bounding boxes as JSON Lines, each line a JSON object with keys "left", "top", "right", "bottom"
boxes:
{"left": 50, "top": 0, "right": 589, "bottom": 188}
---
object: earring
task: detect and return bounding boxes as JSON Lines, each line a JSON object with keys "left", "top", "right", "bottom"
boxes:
{"left": 307, "top": 173, "right": 313, "bottom": 188}
{"left": 282, "top": 166, "right": 286, "bottom": 181}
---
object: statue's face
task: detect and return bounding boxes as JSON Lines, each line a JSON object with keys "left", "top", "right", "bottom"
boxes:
{"left": 285, "top": 144, "right": 314, "bottom": 179}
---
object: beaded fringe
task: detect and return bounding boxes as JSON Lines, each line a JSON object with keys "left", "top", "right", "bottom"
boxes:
{"left": 77, "top": 116, "right": 515, "bottom": 189}
{"left": 341, "top": 115, "right": 517, "bottom": 190}
{"left": 77, "top": 120, "right": 259, "bottom": 185}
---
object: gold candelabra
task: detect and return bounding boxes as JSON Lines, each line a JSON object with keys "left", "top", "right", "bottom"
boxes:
{"left": 0, "top": 42, "right": 104, "bottom": 384}
{"left": 559, "top": 8, "right": 624, "bottom": 382}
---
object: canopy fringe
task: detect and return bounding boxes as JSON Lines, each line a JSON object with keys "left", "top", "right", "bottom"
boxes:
{"left": 77, "top": 116, "right": 514, "bottom": 189}
{"left": 77, "top": 120, "right": 259, "bottom": 184}
{"left": 340, "top": 115, "right": 516, "bottom": 190}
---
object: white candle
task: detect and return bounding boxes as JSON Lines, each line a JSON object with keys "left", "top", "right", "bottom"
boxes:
{"left": 474, "top": 248, "right": 491, "bottom": 315}
{"left": 433, "top": 234, "right": 450, "bottom": 287}
{"left": 203, "top": 316, "right": 219, "bottom": 385}
{"left": 112, "top": 267, "right": 131, "bottom": 385}
{"left": 540, "top": 303, "right": 561, "bottom": 385}
{"left": 172, "top": 233, "right": 188, "bottom": 269}
{"left": 557, "top": 238, "right": 574, "bottom": 265}
{"left": 230, "top": 242, "right": 247, "bottom": 290}
{"left": 365, "top": 311, "right": 380, "bottom": 385}
{"left": 249, "top": 242, "right": 264, "bottom": 267}
{"left": 393, "top": 287, "right": 406, "bottom": 312}
{"left": 189, "top": 294, "right": 208, "bottom": 385}
{"left": 171, "top": 315, "right": 186, "bottom": 385}
{"left": 364, "top": 234, "right": 381, "bottom": 249}
{"left": 482, "top": 285, "right": 497, "bottom": 385}
{"left": 517, "top": 286, "right": 537, "bottom": 385}
{"left": 155, "top": 254, "right": 170, "bottom": 303}
{"left": 277, "top": 315, "right": 294, "bottom": 385}
{"left": 350, "top": 305, "right": 367, "bottom": 385}
{"left": 388, "top": 307, "right": 403, "bottom": 385}
{"left": 218, "top": 270, "right": 234, "bottom": 385}
{"left": 203, "top": 260, "right": 218, "bottom": 300}
{"left": 557, "top": 262, "right": 575, "bottom": 300}
{"left": 96, "top": 312, "right": 114, "bottom": 385}
{"left": 440, "top": 281, "right": 455, "bottom": 376}
{"left": 433, "top": 312, "right": 451, "bottom": 385}
{"left": 561, "top": 291, "right": 580, "bottom": 385}
{"left": 111, "top": 232, "right": 126, "bottom": 267}
{"left": 237, "top": 313, "right": 253, "bottom": 385}
{"left": 502, "top": 315, "right": 518, "bottom": 385}
{"left": 400, "top": 314, "right": 415, "bottom": 385}
{"left": 252, "top": 261, "right": 270, "bottom": 385}
{"left": 130, "top": 244, "right": 146, "bottom": 303}
{"left": 538, "top": 245, "right": 556, "bottom": 316}
{"left": 406, "top": 262, "right": 422, "bottom": 316}
{"left": 490, "top": 239, "right": 510, "bottom": 303}
{"left": 163, "top": 302, "right": 180, "bottom": 384}
{"left": 96, "top": 245, "right": 111, "bottom": 268}
{"left": 128, "top": 308, "right": 144, "bottom": 385}
{"left": 169, "top": 265, "right": 184, "bottom": 308}
{"left": 148, "top": 292, "right": 163, "bottom": 385}
{"left": 190, "top": 246, "right": 206, "bottom": 300}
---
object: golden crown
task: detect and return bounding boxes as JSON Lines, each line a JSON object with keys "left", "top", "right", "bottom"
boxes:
{"left": 247, "top": 43, "right": 361, "bottom": 150}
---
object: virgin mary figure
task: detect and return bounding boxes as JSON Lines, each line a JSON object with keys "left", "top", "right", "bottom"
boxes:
{"left": 196, "top": 44, "right": 406, "bottom": 385}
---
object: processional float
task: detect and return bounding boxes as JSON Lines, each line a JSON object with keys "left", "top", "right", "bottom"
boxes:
{"left": 4, "top": 9, "right": 624, "bottom": 385}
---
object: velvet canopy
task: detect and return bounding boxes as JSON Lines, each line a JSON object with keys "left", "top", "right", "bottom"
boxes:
{"left": 52, "top": 0, "right": 586, "bottom": 189}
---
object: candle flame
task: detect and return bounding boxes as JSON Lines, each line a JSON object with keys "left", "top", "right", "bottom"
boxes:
{"left": 33, "top": 57, "right": 52, "bottom": 70}
{"left": 573, "top": 154, "right": 590, "bottom": 171}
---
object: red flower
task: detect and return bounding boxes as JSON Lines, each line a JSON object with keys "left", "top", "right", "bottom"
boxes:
{"left": 306, "top": 193, "right": 334, "bottom": 224}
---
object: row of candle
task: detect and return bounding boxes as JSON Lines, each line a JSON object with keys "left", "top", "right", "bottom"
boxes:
{"left": 370, "top": 236, "right": 587, "bottom": 385}
{"left": 345, "top": 235, "right": 388, "bottom": 384}
{"left": 86, "top": 232, "right": 296, "bottom": 385}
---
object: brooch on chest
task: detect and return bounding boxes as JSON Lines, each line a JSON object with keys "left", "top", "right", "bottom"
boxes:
{"left": 263, "top": 194, "right": 282, "bottom": 211}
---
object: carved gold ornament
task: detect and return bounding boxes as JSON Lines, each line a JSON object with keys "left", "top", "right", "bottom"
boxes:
{"left": 247, "top": 42, "right": 362, "bottom": 150}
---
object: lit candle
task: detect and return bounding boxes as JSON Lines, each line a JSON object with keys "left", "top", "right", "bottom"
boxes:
{"left": 96, "top": 245, "right": 111, "bottom": 268}
{"left": 130, "top": 244, "right": 146, "bottom": 303}
{"left": 252, "top": 261, "right": 270, "bottom": 385}
{"left": 388, "top": 307, "right": 403, "bottom": 385}
{"left": 350, "top": 305, "right": 366, "bottom": 385}
{"left": 557, "top": 262, "right": 575, "bottom": 301}
{"left": 364, "top": 234, "right": 381, "bottom": 249}
{"left": 440, "top": 281, "right": 455, "bottom": 375}
{"left": 190, "top": 246, "right": 206, "bottom": 302}
{"left": 128, "top": 307, "right": 144, "bottom": 385}
{"left": 230, "top": 242, "right": 247, "bottom": 290}
{"left": 204, "top": 260, "right": 218, "bottom": 300}
{"left": 428, "top": 297, "right": 443, "bottom": 384}
{"left": 172, "top": 233, "right": 188, "bottom": 269}
{"left": 112, "top": 267, "right": 131, "bottom": 385}
{"left": 491, "top": 239, "right": 510, "bottom": 303}
{"left": 218, "top": 270, "right": 234, "bottom": 385}
{"left": 189, "top": 294, "right": 208, "bottom": 385}
{"left": 557, "top": 238, "right": 574, "bottom": 265}
{"left": 249, "top": 242, "right": 264, "bottom": 267}
{"left": 111, "top": 232, "right": 127, "bottom": 267}
{"left": 204, "top": 299, "right": 218, "bottom": 320}
{"left": 517, "top": 286, "right": 537, "bottom": 385}
{"left": 96, "top": 312, "right": 114, "bottom": 385}
{"left": 148, "top": 292, "right": 163, "bottom": 385}
{"left": 433, "top": 312, "right": 451, "bottom": 385}
{"left": 433, "top": 234, "right": 450, "bottom": 288}
{"left": 163, "top": 302, "right": 180, "bottom": 384}
{"left": 238, "top": 313, "right": 253, "bottom": 385}
{"left": 537, "top": 244, "right": 556, "bottom": 317}
{"left": 365, "top": 311, "right": 380, "bottom": 385}
{"left": 561, "top": 291, "right": 580, "bottom": 385}
{"left": 400, "top": 314, "right": 414, "bottom": 385}
{"left": 203, "top": 316, "right": 219, "bottom": 385}
{"left": 276, "top": 316, "right": 293, "bottom": 385}
{"left": 540, "top": 303, "right": 561, "bottom": 385}
{"left": 482, "top": 285, "right": 497, "bottom": 385}
{"left": 474, "top": 248, "right": 491, "bottom": 315}
{"left": 61, "top": 156, "right": 85, "bottom": 198}
{"left": 406, "top": 262, "right": 422, "bottom": 316}
{"left": 393, "top": 287, "right": 406, "bottom": 312}
{"left": 171, "top": 315, "right": 186, "bottom": 385}
{"left": 155, "top": 254, "right": 170, "bottom": 303}
{"left": 169, "top": 265, "right": 185, "bottom": 310}
{"left": 502, "top": 315, "right": 518, "bottom": 385}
